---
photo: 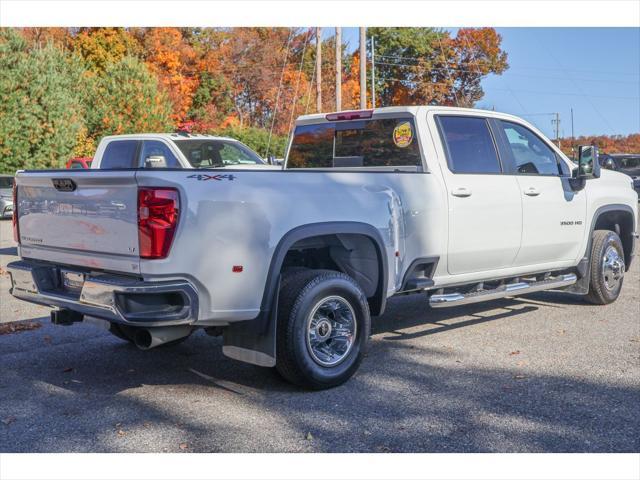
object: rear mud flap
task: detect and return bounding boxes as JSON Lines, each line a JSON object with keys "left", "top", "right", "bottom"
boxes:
{"left": 222, "top": 280, "right": 279, "bottom": 368}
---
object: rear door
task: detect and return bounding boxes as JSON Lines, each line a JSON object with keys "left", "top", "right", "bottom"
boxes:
{"left": 494, "top": 120, "right": 586, "bottom": 266}
{"left": 434, "top": 114, "right": 522, "bottom": 275}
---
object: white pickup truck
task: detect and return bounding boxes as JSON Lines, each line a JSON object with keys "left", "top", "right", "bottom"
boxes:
{"left": 87, "top": 132, "right": 279, "bottom": 169}
{"left": 8, "top": 106, "right": 638, "bottom": 389}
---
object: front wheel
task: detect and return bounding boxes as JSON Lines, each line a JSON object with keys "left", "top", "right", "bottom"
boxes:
{"left": 275, "top": 269, "right": 371, "bottom": 390}
{"left": 584, "top": 230, "right": 625, "bottom": 305}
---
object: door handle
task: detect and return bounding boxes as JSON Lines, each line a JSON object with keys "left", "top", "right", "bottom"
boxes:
{"left": 451, "top": 187, "right": 472, "bottom": 198}
{"left": 524, "top": 187, "right": 540, "bottom": 196}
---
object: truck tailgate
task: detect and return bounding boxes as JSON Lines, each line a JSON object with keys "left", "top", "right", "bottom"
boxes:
{"left": 15, "top": 170, "right": 141, "bottom": 274}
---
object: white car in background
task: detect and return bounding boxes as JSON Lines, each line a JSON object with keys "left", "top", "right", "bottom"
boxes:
{"left": 90, "top": 133, "right": 281, "bottom": 170}
{"left": 0, "top": 175, "right": 14, "bottom": 219}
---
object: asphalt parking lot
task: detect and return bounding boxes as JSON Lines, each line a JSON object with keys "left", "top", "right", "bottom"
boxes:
{"left": 1, "top": 219, "right": 638, "bottom": 453}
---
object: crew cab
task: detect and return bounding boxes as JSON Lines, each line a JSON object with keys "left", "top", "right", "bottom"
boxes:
{"left": 7, "top": 106, "right": 638, "bottom": 389}
{"left": 89, "top": 133, "right": 279, "bottom": 169}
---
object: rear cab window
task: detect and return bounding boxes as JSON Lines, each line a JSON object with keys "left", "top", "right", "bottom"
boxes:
{"left": 287, "top": 116, "right": 423, "bottom": 170}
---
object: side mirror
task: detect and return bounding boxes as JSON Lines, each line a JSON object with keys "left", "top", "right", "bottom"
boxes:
{"left": 144, "top": 155, "right": 167, "bottom": 168}
{"left": 577, "top": 145, "right": 600, "bottom": 179}
{"left": 267, "top": 155, "right": 276, "bottom": 165}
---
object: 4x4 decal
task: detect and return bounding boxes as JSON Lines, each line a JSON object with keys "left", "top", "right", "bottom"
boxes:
{"left": 187, "top": 174, "right": 236, "bottom": 181}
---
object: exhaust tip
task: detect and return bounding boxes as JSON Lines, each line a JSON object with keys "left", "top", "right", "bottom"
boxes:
{"left": 134, "top": 329, "right": 153, "bottom": 350}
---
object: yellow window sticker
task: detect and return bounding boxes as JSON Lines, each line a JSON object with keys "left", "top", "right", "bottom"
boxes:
{"left": 393, "top": 121, "right": 413, "bottom": 148}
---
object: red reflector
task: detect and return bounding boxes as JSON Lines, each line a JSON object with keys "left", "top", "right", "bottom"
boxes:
{"left": 232, "top": 265, "right": 243, "bottom": 273}
{"left": 138, "top": 187, "right": 179, "bottom": 259}
{"left": 325, "top": 109, "right": 373, "bottom": 121}
{"left": 12, "top": 179, "right": 19, "bottom": 243}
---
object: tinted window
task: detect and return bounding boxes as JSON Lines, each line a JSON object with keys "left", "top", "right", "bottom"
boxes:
{"left": 70, "top": 162, "right": 84, "bottom": 169}
{"left": 174, "top": 140, "right": 263, "bottom": 167}
{"left": 140, "top": 140, "right": 180, "bottom": 168}
{"left": 287, "top": 118, "right": 422, "bottom": 169}
{"left": 438, "top": 116, "right": 501, "bottom": 174}
{"left": 620, "top": 157, "right": 640, "bottom": 169}
{"left": 0, "top": 177, "right": 13, "bottom": 189}
{"left": 500, "top": 121, "right": 559, "bottom": 175}
{"left": 100, "top": 141, "right": 139, "bottom": 169}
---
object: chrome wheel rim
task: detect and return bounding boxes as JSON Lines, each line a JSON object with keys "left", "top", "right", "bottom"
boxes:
{"left": 306, "top": 295, "right": 357, "bottom": 367}
{"left": 602, "top": 245, "right": 624, "bottom": 291}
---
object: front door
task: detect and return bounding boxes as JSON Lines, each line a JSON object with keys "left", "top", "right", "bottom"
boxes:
{"left": 435, "top": 115, "right": 523, "bottom": 275}
{"left": 495, "top": 120, "right": 586, "bottom": 267}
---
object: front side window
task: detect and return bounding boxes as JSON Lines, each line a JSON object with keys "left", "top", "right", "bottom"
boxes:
{"left": 174, "top": 140, "right": 263, "bottom": 167}
{"left": 287, "top": 117, "right": 422, "bottom": 169}
{"left": 140, "top": 140, "right": 180, "bottom": 168}
{"left": 499, "top": 121, "right": 559, "bottom": 175}
{"left": 619, "top": 157, "right": 640, "bottom": 170}
{"left": 100, "top": 140, "right": 139, "bottom": 169}
{"left": 438, "top": 116, "right": 502, "bottom": 174}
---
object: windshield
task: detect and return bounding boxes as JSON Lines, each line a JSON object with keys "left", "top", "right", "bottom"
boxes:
{"left": 0, "top": 177, "right": 13, "bottom": 189}
{"left": 173, "top": 139, "right": 264, "bottom": 168}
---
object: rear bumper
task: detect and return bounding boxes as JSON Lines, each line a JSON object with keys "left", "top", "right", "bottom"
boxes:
{"left": 7, "top": 260, "right": 198, "bottom": 327}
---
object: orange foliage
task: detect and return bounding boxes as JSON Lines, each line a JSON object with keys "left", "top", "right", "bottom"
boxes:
{"left": 143, "top": 28, "right": 198, "bottom": 124}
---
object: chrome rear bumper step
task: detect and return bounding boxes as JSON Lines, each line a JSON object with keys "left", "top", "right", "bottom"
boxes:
{"left": 429, "top": 273, "right": 577, "bottom": 308}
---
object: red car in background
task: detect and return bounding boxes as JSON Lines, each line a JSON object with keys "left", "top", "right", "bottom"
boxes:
{"left": 66, "top": 157, "right": 93, "bottom": 169}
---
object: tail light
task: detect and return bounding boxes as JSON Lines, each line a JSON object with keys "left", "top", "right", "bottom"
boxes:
{"left": 138, "top": 187, "right": 179, "bottom": 259}
{"left": 325, "top": 109, "right": 373, "bottom": 121}
{"left": 12, "top": 179, "right": 19, "bottom": 243}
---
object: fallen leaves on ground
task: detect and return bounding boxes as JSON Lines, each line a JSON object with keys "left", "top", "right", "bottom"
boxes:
{"left": 509, "top": 350, "right": 521, "bottom": 356}
{"left": 43, "top": 335, "right": 52, "bottom": 344}
{"left": 62, "top": 367, "right": 74, "bottom": 373}
{"left": 117, "top": 429, "right": 126, "bottom": 437}
{"left": 179, "top": 443, "right": 188, "bottom": 450}
{"left": 305, "top": 432, "right": 313, "bottom": 441}
{"left": 2, "top": 416, "right": 16, "bottom": 426}
{"left": 0, "top": 321, "right": 42, "bottom": 335}
{"left": 513, "top": 374, "right": 527, "bottom": 380}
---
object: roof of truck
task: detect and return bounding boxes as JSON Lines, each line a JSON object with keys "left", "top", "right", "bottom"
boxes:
{"left": 100, "top": 133, "right": 240, "bottom": 142}
{"left": 295, "top": 105, "right": 522, "bottom": 125}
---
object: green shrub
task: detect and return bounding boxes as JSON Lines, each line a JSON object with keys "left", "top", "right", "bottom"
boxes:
{"left": 0, "top": 29, "right": 85, "bottom": 172}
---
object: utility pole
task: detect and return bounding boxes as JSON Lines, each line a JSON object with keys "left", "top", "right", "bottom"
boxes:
{"left": 570, "top": 107, "right": 575, "bottom": 159}
{"left": 371, "top": 36, "right": 375, "bottom": 108}
{"left": 316, "top": 27, "right": 322, "bottom": 113}
{"left": 552, "top": 112, "right": 561, "bottom": 147}
{"left": 359, "top": 27, "right": 366, "bottom": 109}
{"left": 335, "top": 27, "right": 342, "bottom": 112}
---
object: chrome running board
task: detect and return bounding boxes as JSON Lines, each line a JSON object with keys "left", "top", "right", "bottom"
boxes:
{"left": 429, "top": 273, "right": 577, "bottom": 308}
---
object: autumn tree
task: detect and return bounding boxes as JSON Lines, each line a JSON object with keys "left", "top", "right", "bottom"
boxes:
{"left": 369, "top": 27, "right": 508, "bottom": 107}
{"left": 0, "top": 28, "right": 85, "bottom": 173}
{"left": 85, "top": 56, "right": 174, "bottom": 139}
{"left": 73, "top": 28, "right": 140, "bottom": 73}
{"left": 140, "top": 28, "right": 198, "bottom": 125}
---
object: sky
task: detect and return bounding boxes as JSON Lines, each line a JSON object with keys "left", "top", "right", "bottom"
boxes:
{"left": 325, "top": 27, "right": 639, "bottom": 138}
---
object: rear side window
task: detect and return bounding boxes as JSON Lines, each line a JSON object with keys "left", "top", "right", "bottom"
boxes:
{"left": 287, "top": 118, "right": 422, "bottom": 169}
{"left": 438, "top": 116, "right": 501, "bottom": 174}
{"left": 100, "top": 140, "right": 139, "bottom": 169}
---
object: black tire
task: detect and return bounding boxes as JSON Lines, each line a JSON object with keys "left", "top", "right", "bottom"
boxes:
{"left": 275, "top": 269, "right": 370, "bottom": 390}
{"left": 584, "top": 230, "right": 625, "bottom": 305}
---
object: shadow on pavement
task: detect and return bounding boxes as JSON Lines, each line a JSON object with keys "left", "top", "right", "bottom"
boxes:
{"left": 0, "top": 292, "right": 637, "bottom": 453}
